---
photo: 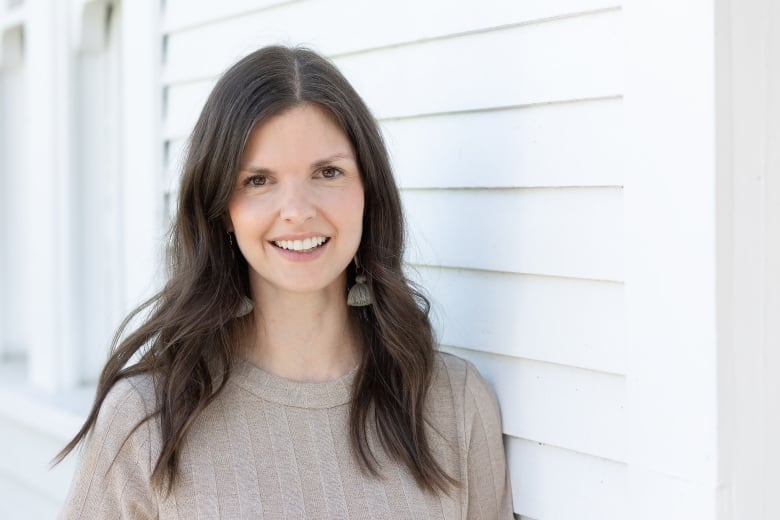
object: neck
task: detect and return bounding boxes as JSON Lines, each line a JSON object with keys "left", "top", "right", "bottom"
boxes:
{"left": 245, "top": 286, "right": 360, "bottom": 383}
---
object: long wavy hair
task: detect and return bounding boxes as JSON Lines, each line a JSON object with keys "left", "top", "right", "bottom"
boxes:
{"left": 56, "top": 45, "right": 455, "bottom": 494}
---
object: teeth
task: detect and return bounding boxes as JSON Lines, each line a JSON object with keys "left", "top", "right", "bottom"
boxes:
{"left": 273, "top": 237, "right": 327, "bottom": 251}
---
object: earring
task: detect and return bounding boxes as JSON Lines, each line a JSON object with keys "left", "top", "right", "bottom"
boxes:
{"left": 236, "top": 295, "right": 254, "bottom": 318}
{"left": 347, "top": 257, "right": 372, "bottom": 307}
{"left": 227, "top": 232, "right": 235, "bottom": 260}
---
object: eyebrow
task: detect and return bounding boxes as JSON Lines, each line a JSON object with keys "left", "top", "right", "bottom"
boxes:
{"left": 311, "top": 152, "right": 355, "bottom": 169}
{"left": 241, "top": 152, "right": 356, "bottom": 174}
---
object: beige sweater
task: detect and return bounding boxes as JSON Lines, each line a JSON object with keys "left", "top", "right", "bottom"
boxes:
{"left": 61, "top": 352, "right": 513, "bottom": 519}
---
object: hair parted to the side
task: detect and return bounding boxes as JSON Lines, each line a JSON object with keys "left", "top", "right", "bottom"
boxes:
{"left": 54, "top": 45, "right": 456, "bottom": 494}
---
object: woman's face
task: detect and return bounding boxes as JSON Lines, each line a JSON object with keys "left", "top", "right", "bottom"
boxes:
{"left": 227, "top": 103, "right": 365, "bottom": 302}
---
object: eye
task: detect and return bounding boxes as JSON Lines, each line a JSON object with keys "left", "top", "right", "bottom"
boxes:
{"left": 245, "top": 175, "right": 268, "bottom": 187}
{"left": 319, "top": 167, "right": 343, "bottom": 179}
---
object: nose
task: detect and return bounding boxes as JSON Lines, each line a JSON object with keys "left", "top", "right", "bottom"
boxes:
{"left": 278, "top": 180, "right": 316, "bottom": 223}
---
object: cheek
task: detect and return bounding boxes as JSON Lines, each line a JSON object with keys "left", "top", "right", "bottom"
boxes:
{"left": 228, "top": 197, "right": 266, "bottom": 233}
{"left": 344, "top": 188, "right": 365, "bottom": 233}
{"left": 321, "top": 183, "right": 364, "bottom": 220}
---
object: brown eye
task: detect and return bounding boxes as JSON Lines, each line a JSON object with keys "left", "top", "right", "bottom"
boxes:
{"left": 320, "top": 167, "right": 342, "bottom": 179}
{"left": 247, "top": 175, "right": 268, "bottom": 186}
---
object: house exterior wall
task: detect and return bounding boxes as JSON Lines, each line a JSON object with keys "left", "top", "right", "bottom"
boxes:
{"left": 0, "top": 1, "right": 777, "bottom": 519}
{"left": 715, "top": 0, "right": 780, "bottom": 517}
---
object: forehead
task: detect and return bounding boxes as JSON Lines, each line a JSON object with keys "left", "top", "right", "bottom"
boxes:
{"left": 241, "top": 103, "right": 354, "bottom": 167}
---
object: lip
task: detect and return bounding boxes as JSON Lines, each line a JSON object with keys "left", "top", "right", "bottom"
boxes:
{"left": 269, "top": 232, "right": 331, "bottom": 241}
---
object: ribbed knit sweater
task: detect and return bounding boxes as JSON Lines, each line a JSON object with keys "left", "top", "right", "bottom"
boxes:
{"left": 60, "top": 352, "right": 513, "bottom": 519}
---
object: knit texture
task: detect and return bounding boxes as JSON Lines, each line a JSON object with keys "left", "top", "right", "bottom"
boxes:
{"left": 60, "top": 352, "right": 513, "bottom": 519}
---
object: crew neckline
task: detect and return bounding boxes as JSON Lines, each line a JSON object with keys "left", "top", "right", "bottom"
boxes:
{"left": 230, "top": 359, "right": 358, "bottom": 409}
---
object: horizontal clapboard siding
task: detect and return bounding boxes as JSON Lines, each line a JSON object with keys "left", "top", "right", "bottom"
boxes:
{"left": 163, "top": 9, "right": 623, "bottom": 137}
{"left": 417, "top": 267, "right": 625, "bottom": 374}
{"left": 403, "top": 188, "right": 624, "bottom": 281}
{"left": 385, "top": 97, "right": 624, "bottom": 189}
{"left": 163, "top": 0, "right": 293, "bottom": 33}
{"left": 161, "top": 3, "right": 626, "bottom": 518}
{"left": 335, "top": 12, "right": 622, "bottom": 119}
{"left": 506, "top": 436, "right": 627, "bottom": 519}
{"left": 440, "top": 346, "right": 626, "bottom": 462}
{"left": 162, "top": 1, "right": 620, "bottom": 81}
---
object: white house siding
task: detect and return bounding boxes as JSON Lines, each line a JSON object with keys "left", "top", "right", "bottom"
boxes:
{"left": 1, "top": 0, "right": 779, "bottom": 519}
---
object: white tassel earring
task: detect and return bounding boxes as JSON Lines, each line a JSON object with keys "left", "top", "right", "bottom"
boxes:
{"left": 347, "top": 256, "right": 372, "bottom": 307}
{"left": 236, "top": 296, "right": 254, "bottom": 318}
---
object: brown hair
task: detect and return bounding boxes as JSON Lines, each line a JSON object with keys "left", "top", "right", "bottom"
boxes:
{"left": 55, "top": 45, "right": 455, "bottom": 494}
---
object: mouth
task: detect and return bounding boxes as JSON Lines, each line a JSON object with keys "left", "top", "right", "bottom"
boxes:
{"left": 271, "top": 236, "right": 330, "bottom": 253}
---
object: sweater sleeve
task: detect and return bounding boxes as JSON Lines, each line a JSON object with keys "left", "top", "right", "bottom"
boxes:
{"left": 60, "top": 378, "right": 159, "bottom": 520}
{"left": 463, "top": 361, "right": 514, "bottom": 519}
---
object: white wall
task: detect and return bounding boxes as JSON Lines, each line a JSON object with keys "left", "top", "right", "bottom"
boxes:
{"left": 74, "top": 1, "right": 125, "bottom": 380}
{"left": 715, "top": 0, "right": 780, "bottom": 517}
{"left": 0, "top": 0, "right": 162, "bottom": 516}
{"left": 624, "top": 1, "right": 720, "bottom": 516}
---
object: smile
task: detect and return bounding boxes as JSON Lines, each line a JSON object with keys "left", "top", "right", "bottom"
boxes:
{"left": 272, "top": 237, "right": 330, "bottom": 253}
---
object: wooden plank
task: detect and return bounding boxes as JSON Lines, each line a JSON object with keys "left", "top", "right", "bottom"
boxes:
{"left": 162, "top": 1, "right": 620, "bottom": 80}
{"left": 163, "top": 0, "right": 294, "bottom": 33}
{"left": 440, "top": 346, "right": 626, "bottom": 462}
{"left": 416, "top": 266, "right": 625, "bottom": 373}
{"left": 384, "top": 97, "right": 623, "bottom": 189}
{"left": 505, "top": 436, "right": 627, "bottom": 519}
{"left": 335, "top": 10, "right": 623, "bottom": 119}
{"left": 402, "top": 187, "right": 624, "bottom": 281}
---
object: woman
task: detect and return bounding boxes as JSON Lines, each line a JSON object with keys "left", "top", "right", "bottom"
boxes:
{"left": 58, "top": 45, "right": 513, "bottom": 519}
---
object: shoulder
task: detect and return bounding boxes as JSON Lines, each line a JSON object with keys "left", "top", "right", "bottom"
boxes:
{"left": 87, "top": 373, "right": 160, "bottom": 464}
{"left": 95, "top": 374, "right": 157, "bottom": 430}
{"left": 430, "top": 351, "right": 499, "bottom": 409}
{"left": 428, "top": 351, "right": 502, "bottom": 439}
{"left": 430, "top": 351, "right": 504, "bottom": 447}
{"left": 62, "top": 374, "right": 161, "bottom": 519}
{"left": 102, "top": 374, "right": 157, "bottom": 411}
